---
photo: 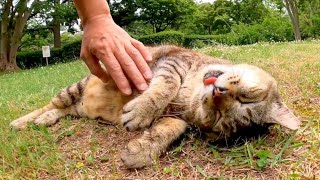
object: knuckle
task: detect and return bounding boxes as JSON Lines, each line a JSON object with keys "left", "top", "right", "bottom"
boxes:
{"left": 96, "top": 42, "right": 107, "bottom": 50}
{"left": 108, "top": 63, "right": 122, "bottom": 71}
{"left": 133, "top": 39, "right": 143, "bottom": 46}
{"left": 137, "top": 41, "right": 144, "bottom": 48}
{"left": 123, "top": 59, "right": 135, "bottom": 67}
{"left": 130, "top": 49, "right": 141, "bottom": 58}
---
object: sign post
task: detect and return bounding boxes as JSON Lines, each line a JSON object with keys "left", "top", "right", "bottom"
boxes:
{"left": 42, "top": 46, "right": 51, "bottom": 66}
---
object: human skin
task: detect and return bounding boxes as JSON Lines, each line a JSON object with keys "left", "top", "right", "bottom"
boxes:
{"left": 73, "top": 0, "right": 153, "bottom": 95}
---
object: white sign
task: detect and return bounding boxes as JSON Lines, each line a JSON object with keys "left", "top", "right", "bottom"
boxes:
{"left": 42, "top": 46, "right": 51, "bottom": 57}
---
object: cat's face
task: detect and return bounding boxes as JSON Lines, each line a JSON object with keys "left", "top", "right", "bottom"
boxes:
{"left": 197, "top": 64, "right": 300, "bottom": 134}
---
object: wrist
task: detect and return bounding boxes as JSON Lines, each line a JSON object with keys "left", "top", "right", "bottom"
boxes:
{"left": 74, "top": 0, "right": 112, "bottom": 27}
{"left": 81, "top": 13, "right": 113, "bottom": 28}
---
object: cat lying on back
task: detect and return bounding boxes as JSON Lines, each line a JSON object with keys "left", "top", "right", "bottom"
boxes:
{"left": 10, "top": 45, "right": 300, "bottom": 168}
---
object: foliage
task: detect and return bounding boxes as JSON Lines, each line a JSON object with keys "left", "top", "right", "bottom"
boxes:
{"left": 231, "top": 15, "right": 294, "bottom": 44}
{"left": 19, "top": 33, "right": 53, "bottom": 52}
{"left": 138, "top": 31, "right": 185, "bottom": 45}
{"left": 184, "top": 34, "right": 237, "bottom": 47}
{"left": 231, "top": 0, "right": 268, "bottom": 25}
{"left": 125, "top": 21, "right": 154, "bottom": 37}
{"left": 60, "top": 32, "right": 82, "bottom": 45}
{"left": 17, "top": 23, "right": 295, "bottom": 69}
{"left": 7, "top": 0, "right": 320, "bottom": 71}
{"left": 298, "top": 0, "right": 320, "bottom": 38}
{"left": 25, "top": 0, "right": 78, "bottom": 33}
{"left": 137, "top": 31, "right": 236, "bottom": 47}
{"left": 0, "top": 0, "right": 43, "bottom": 70}
{"left": 16, "top": 39, "right": 81, "bottom": 69}
{"left": 137, "top": 23, "right": 293, "bottom": 48}
{"left": 136, "top": 0, "right": 196, "bottom": 33}
{"left": 194, "top": 1, "right": 234, "bottom": 35}
{"left": 110, "top": 0, "right": 138, "bottom": 27}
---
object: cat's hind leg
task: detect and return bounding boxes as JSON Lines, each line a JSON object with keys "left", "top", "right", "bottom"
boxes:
{"left": 10, "top": 103, "right": 55, "bottom": 129}
{"left": 10, "top": 76, "right": 89, "bottom": 129}
{"left": 34, "top": 105, "right": 78, "bottom": 126}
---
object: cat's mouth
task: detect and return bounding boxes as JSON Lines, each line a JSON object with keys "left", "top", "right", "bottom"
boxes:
{"left": 212, "top": 86, "right": 228, "bottom": 97}
{"left": 203, "top": 70, "right": 228, "bottom": 97}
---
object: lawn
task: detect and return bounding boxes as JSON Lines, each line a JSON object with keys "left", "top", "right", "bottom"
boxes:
{"left": 0, "top": 41, "right": 319, "bottom": 179}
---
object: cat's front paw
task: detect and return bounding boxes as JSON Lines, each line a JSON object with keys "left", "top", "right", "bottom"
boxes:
{"left": 121, "top": 96, "right": 159, "bottom": 131}
{"left": 120, "top": 137, "right": 155, "bottom": 168}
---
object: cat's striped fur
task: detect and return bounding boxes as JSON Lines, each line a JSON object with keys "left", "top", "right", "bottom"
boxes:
{"left": 10, "top": 45, "right": 300, "bottom": 168}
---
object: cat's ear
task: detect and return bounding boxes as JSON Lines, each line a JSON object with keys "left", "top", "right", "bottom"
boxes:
{"left": 267, "top": 102, "right": 300, "bottom": 130}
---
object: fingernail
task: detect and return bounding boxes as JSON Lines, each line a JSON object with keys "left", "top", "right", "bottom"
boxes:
{"left": 144, "top": 71, "right": 153, "bottom": 80}
{"left": 123, "top": 88, "right": 132, "bottom": 95}
{"left": 138, "top": 83, "right": 148, "bottom": 91}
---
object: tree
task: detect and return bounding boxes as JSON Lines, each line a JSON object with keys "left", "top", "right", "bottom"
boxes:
{"left": 231, "top": 0, "right": 268, "bottom": 25}
{"left": 296, "top": 0, "right": 320, "bottom": 38}
{"left": 0, "top": 0, "right": 40, "bottom": 71}
{"left": 196, "top": 0, "right": 233, "bottom": 34}
{"left": 109, "top": 0, "right": 138, "bottom": 27}
{"left": 25, "top": 0, "right": 78, "bottom": 48}
{"left": 283, "top": 0, "right": 301, "bottom": 41}
{"left": 137, "top": 0, "right": 196, "bottom": 33}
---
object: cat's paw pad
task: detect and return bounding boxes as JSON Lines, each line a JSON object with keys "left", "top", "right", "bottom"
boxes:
{"left": 121, "top": 97, "right": 156, "bottom": 131}
{"left": 34, "top": 111, "right": 59, "bottom": 126}
{"left": 120, "top": 138, "right": 155, "bottom": 168}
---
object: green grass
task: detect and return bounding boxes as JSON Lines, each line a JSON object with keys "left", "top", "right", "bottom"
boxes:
{"left": 0, "top": 41, "right": 319, "bottom": 179}
{"left": 0, "top": 62, "right": 89, "bottom": 179}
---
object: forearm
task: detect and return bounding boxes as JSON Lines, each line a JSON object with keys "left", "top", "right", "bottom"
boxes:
{"left": 73, "top": 0, "right": 112, "bottom": 26}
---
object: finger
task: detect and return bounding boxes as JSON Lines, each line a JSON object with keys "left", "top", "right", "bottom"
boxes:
{"left": 130, "top": 38, "right": 152, "bottom": 62}
{"left": 81, "top": 53, "right": 109, "bottom": 83}
{"left": 114, "top": 45, "right": 148, "bottom": 92}
{"left": 125, "top": 43, "right": 153, "bottom": 80}
{"left": 98, "top": 49, "right": 132, "bottom": 95}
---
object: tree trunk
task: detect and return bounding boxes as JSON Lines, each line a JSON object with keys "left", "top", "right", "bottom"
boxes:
{"left": 284, "top": 0, "right": 301, "bottom": 41}
{"left": 0, "top": 0, "right": 13, "bottom": 71}
{"left": 53, "top": 21, "right": 61, "bottom": 48}
{"left": 0, "top": 0, "right": 38, "bottom": 71}
{"left": 53, "top": 0, "right": 61, "bottom": 48}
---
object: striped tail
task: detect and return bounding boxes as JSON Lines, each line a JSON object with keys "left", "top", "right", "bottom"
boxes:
{"left": 51, "top": 76, "right": 91, "bottom": 109}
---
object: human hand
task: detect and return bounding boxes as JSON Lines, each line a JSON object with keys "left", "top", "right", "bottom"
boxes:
{"left": 80, "top": 14, "right": 153, "bottom": 95}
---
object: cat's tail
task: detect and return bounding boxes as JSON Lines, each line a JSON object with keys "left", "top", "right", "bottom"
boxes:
{"left": 51, "top": 75, "right": 91, "bottom": 109}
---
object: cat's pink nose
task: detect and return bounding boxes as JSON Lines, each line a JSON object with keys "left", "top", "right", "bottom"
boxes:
{"left": 204, "top": 77, "right": 217, "bottom": 85}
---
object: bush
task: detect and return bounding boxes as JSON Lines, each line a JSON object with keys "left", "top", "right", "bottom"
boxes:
{"left": 138, "top": 31, "right": 185, "bottom": 45}
{"left": 301, "top": 15, "right": 320, "bottom": 39}
{"left": 184, "top": 34, "right": 238, "bottom": 47}
{"left": 17, "top": 39, "right": 81, "bottom": 69}
{"left": 231, "top": 16, "right": 294, "bottom": 44}
{"left": 138, "top": 31, "right": 238, "bottom": 47}
{"left": 17, "top": 21, "right": 295, "bottom": 69}
{"left": 60, "top": 39, "right": 81, "bottom": 60}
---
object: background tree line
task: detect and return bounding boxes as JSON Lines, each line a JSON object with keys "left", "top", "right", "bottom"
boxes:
{"left": 1, "top": 0, "right": 320, "bottom": 71}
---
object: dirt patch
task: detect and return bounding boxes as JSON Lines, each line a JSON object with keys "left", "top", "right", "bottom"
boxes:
{"left": 41, "top": 118, "right": 313, "bottom": 179}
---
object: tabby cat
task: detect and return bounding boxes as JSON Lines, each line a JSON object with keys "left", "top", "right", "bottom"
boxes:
{"left": 10, "top": 45, "right": 300, "bottom": 168}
